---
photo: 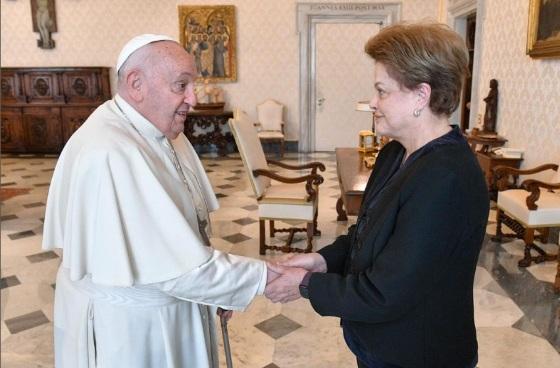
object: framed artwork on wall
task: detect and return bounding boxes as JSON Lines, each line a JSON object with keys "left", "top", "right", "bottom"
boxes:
{"left": 178, "top": 5, "right": 237, "bottom": 82}
{"left": 527, "top": 0, "right": 560, "bottom": 58}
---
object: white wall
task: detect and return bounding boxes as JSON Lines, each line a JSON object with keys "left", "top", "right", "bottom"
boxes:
{"left": 1, "top": 0, "right": 438, "bottom": 141}
{"left": 474, "top": 0, "right": 560, "bottom": 170}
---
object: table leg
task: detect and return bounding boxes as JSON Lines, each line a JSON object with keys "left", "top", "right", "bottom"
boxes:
{"left": 336, "top": 197, "right": 348, "bottom": 221}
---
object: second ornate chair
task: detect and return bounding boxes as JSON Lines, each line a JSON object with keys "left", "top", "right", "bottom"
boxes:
{"left": 255, "top": 99, "right": 286, "bottom": 157}
{"left": 493, "top": 163, "right": 560, "bottom": 292}
{"left": 229, "top": 110, "right": 325, "bottom": 254}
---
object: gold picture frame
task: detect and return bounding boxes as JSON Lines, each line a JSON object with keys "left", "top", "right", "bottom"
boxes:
{"left": 178, "top": 5, "right": 237, "bottom": 82}
{"left": 526, "top": 0, "right": 560, "bottom": 58}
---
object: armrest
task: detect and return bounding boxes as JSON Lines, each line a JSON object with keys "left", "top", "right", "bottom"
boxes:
{"left": 267, "top": 160, "right": 326, "bottom": 174}
{"left": 494, "top": 163, "right": 558, "bottom": 177}
{"left": 521, "top": 179, "right": 560, "bottom": 210}
{"left": 493, "top": 164, "right": 559, "bottom": 191}
{"left": 252, "top": 169, "right": 324, "bottom": 201}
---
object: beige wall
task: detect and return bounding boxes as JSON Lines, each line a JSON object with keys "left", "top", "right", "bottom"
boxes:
{"left": 474, "top": 0, "right": 560, "bottom": 171}
{"left": 1, "top": 0, "right": 437, "bottom": 141}
{"left": 2, "top": 0, "right": 557, "bottom": 167}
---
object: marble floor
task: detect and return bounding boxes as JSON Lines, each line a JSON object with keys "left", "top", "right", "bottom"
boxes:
{"left": 1, "top": 152, "right": 559, "bottom": 368}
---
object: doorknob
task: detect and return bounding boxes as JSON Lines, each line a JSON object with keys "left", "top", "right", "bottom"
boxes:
{"left": 317, "top": 97, "right": 325, "bottom": 106}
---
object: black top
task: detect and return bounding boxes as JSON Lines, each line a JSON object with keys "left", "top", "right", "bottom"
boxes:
{"left": 310, "top": 127, "right": 489, "bottom": 368}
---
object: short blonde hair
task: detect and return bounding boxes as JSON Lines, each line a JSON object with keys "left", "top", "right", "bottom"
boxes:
{"left": 365, "top": 22, "right": 469, "bottom": 117}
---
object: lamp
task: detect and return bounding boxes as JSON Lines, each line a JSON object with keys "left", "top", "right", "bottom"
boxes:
{"left": 358, "top": 130, "right": 375, "bottom": 153}
{"left": 356, "top": 101, "right": 378, "bottom": 168}
{"left": 356, "top": 100, "right": 378, "bottom": 149}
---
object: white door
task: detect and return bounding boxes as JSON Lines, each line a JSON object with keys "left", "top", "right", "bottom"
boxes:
{"left": 314, "top": 22, "right": 379, "bottom": 151}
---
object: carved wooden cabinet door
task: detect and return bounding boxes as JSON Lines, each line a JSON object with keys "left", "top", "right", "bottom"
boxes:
{"left": 61, "top": 107, "right": 95, "bottom": 142}
{"left": 22, "top": 107, "right": 63, "bottom": 153}
{"left": 61, "top": 70, "right": 107, "bottom": 104}
{"left": 1, "top": 72, "right": 25, "bottom": 104}
{"left": 1, "top": 107, "right": 26, "bottom": 152}
{"left": 22, "top": 72, "right": 64, "bottom": 104}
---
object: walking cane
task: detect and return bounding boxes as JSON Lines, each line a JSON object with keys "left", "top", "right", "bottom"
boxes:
{"left": 219, "top": 308, "right": 234, "bottom": 368}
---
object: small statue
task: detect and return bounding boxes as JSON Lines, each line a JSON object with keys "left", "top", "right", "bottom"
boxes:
{"left": 194, "top": 80, "right": 225, "bottom": 105}
{"left": 210, "top": 86, "right": 224, "bottom": 103}
{"left": 482, "top": 79, "right": 498, "bottom": 133}
{"left": 194, "top": 83, "right": 209, "bottom": 104}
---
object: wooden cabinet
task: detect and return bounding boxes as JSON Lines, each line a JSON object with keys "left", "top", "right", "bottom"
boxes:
{"left": 1, "top": 67, "right": 111, "bottom": 154}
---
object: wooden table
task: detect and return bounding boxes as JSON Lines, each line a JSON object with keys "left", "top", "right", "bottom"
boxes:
{"left": 335, "top": 148, "right": 373, "bottom": 221}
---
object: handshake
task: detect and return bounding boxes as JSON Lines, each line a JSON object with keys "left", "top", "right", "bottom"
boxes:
{"left": 263, "top": 252, "right": 327, "bottom": 304}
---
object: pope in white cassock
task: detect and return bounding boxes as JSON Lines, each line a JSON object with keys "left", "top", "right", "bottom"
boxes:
{"left": 42, "top": 34, "right": 273, "bottom": 367}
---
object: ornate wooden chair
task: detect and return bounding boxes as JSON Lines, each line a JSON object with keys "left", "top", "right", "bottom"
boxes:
{"left": 254, "top": 99, "right": 286, "bottom": 157}
{"left": 229, "top": 110, "right": 325, "bottom": 254}
{"left": 493, "top": 163, "right": 560, "bottom": 292}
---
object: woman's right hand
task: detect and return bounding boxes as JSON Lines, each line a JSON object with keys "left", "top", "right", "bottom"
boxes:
{"left": 278, "top": 253, "right": 327, "bottom": 273}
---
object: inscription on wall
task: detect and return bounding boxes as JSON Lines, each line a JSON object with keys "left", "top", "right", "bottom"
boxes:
{"left": 310, "top": 4, "right": 386, "bottom": 11}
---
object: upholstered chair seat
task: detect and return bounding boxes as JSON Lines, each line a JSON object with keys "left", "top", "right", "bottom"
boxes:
{"left": 229, "top": 110, "right": 324, "bottom": 254}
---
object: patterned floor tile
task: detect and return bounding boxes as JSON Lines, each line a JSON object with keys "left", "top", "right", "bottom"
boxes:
{"left": 1, "top": 214, "right": 18, "bottom": 221}
{"left": 263, "top": 363, "right": 280, "bottom": 368}
{"left": 23, "top": 202, "right": 45, "bottom": 208}
{"left": 243, "top": 204, "right": 258, "bottom": 211}
{"left": 26, "top": 251, "right": 59, "bottom": 263}
{"left": 1, "top": 275, "right": 21, "bottom": 289}
{"left": 255, "top": 314, "right": 302, "bottom": 339}
{"left": 4, "top": 310, "right": 50, "bottom": 334}
{"left": 222, "top": 233, "right": 252, "bottom": 244}
{"left": 233, "top": 217, "right": 258, "bottom": 226}
{"left": 8, "top": 230, "right": 36, "bottom": 240}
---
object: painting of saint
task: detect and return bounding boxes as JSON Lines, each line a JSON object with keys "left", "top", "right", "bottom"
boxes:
{"left": 179, "top": 5, "right": 236, "bottom": 82}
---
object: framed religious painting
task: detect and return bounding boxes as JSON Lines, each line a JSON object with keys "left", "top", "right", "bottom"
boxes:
{"left": 526, "top": 0, "right": 560, "bottom": 58}
{"left": 178, "top": 5, "right": 237, "bottom": 82}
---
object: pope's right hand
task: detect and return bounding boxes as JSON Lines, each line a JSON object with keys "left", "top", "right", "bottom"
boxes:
{"left": 278, "top": 253, "right": 327, "bottom": 273}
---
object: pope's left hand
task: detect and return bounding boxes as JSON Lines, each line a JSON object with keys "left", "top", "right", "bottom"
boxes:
{"left": 217, "top": 308, "right": 233, "bottom": 322}
{"left": 264, "top": 262, "right": 308, "bottom": 303}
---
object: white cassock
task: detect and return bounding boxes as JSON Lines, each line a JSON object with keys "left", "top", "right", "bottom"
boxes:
{"left": 42, "top": 94, "right": 266, "bottom": 368}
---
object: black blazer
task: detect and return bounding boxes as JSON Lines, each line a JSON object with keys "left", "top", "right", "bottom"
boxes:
{"left": 310, "top": 140, "right": 489, "bottom": 368}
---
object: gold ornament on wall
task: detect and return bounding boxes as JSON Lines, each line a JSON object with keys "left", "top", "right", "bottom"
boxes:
{"left": 526, "top": 0, "right": 560, "bottom": 58}
{"left": 31, "top": 0, "right": 57, "bottom": 49}
{"left": 178, "top": 5, "right": 237, "bottom": 82}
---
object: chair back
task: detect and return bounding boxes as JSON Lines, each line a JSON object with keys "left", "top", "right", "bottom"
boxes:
{"left": 257, "top": 99, "right": 283, "bottom": 132}
{"left": 229, "top": 110, "right": 271, "bottom": 198}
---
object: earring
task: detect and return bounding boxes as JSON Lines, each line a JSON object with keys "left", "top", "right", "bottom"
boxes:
{"left": 413, "top": 108, "right": 421, "bottom": 117}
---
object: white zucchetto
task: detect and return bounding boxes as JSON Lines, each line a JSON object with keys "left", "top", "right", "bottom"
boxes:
{"left": 116, "top": 34, "right": 175, "bottom": 74}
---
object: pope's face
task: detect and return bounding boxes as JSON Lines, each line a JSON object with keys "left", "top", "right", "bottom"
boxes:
{"left": 143, "top": 43, "right": 197, "bottom": 139}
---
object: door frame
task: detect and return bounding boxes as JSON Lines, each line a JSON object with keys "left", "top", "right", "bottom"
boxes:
{"left": 297, "top": 3, "right": 401, "bottom": 152}
{"left": 447, "top": 0, "right": 484, "bottom": 130}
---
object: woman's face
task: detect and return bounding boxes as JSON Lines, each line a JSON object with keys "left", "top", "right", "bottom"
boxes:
{"left": 369, "top": 62, "right": 418, "bottom": 141}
